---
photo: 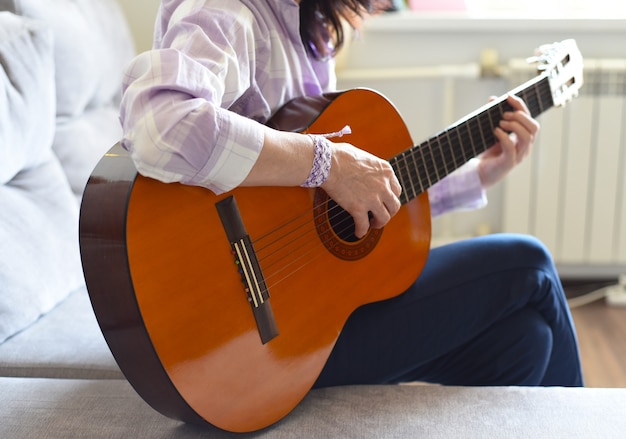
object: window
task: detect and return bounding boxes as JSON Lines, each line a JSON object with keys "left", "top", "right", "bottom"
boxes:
{"left": 406, "top": 0, "right": 626, "bottom": 18}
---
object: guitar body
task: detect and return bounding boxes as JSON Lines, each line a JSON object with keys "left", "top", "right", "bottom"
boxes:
{"left": 80, "top": 88, "right": 431, "bottom": 432}
{"left": 81, "top": 39, "right": 584, "bottom": 433}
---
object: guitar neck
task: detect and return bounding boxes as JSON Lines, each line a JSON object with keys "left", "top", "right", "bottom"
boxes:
{"left": 391, "top": 74, "right": 553, "bottom": 205}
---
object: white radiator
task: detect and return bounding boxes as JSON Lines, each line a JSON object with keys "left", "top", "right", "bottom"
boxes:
{"left": 503, "top": 59, "right": 626, "bottom": 277}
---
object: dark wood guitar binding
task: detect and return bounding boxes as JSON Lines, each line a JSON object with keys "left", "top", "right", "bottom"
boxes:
{"left": 79, "top": 144, "right": 206, "bottom": 426}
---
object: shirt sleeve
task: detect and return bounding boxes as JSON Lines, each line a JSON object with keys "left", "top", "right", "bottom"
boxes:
{"left": 119, "top": 5, "right": 264, "bottom": 195}
{"left": 427, "top": 158, "right": 487, "bottom": 217}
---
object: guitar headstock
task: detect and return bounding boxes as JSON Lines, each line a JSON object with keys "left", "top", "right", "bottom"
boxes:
{"left": 528, "top": 39, "right": 584, "bottom": 108}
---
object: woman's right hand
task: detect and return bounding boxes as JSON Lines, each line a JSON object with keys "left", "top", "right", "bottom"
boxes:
{"left": 243, "top": 129, "right": 402, "bottom": 239}
{"left": 321, "top": 142, "right": 402, "bottom": 239}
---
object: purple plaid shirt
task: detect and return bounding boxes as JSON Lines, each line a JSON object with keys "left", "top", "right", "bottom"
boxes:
{"left": 119, "top": 0, "right": 485, "bottom": 216}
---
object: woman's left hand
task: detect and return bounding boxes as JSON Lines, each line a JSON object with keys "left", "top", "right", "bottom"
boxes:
{"left": 478, "top": 94, "right": 540, "bottom": 189}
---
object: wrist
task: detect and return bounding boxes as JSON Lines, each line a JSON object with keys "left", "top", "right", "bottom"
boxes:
{"left": 300, "top": 135, "right": 333, "bottom": 188}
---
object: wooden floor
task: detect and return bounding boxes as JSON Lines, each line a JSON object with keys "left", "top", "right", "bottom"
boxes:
{"left": 570, "top": 298, "right": 626, "bottom": 388}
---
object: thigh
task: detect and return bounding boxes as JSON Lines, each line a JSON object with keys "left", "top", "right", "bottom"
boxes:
{"left": 314, "top": 233, "right": 579, "bottom": 387}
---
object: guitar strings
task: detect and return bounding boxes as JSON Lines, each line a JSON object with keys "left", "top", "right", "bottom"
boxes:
{"left": 258, "top": 78, "right": 548, "bottom": 246}
{"left": 254, "top": 84, "right": 552, "bottom": 292}
{"left": 392, "top": 83, "right": 549, "bottom": 197}
{"left": 250, "top": 81, "right": 552, "bottom": 293}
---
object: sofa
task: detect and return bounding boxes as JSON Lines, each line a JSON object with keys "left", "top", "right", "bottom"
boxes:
{"left": 1, "top": 0, "right": 626, "bottom": 437}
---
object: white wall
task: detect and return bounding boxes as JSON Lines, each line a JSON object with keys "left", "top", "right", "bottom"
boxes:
{"left": 117, "top": 0, "right": 160, "bottom": 53}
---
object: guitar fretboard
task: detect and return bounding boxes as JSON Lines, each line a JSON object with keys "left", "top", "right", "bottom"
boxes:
{"left": 390, "top": 74, "right": 553, "bottom": 205}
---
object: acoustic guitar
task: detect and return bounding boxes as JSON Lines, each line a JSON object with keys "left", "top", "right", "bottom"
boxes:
{"left": 79, "top": 40, "right": 583, "bottom": 433}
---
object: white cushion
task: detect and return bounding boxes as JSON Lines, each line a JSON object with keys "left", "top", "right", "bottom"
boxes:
{"left": 0, "top": 155, "right": 84, "bottom": 344}
{"left": 1, "top": 0, "right": 135, "bottom": 199}
{"left": 0, "top": 11, "right": 54, "bottom": 184}
{"left": 0, "top": 12, "right": 83, "bottom": 343}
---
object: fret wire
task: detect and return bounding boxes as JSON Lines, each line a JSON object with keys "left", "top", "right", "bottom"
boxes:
{"left": 399, "top": 157, "right": 410, "bottom": 204}
{"left": 471, "top": 118, "right": 480, "bottom": 152}
{"left": 408, "top": 146, "right": 424, "bottom": 194}
{"left": 469, "top": 117, "right": 482, "bottom": 158}
{"left": 393, "top": 153, "right": 414, "bottom": 202}
{"left": 394, "top": 159, "right": 408, "bottom": 205}
{"left": 401, "top": 151, "right": 417, "bottom": 200}
{"left": 485, "top": 108, "right": 495, "bottom": 153}
{"left": 424, "top": 141, "right": 437, "bottom": 176}
{"left": 534, "top": 88, "right": 543, "bottom": 114}
{"left": 535, "top": 84, "right": 544, "bottom": 113}
{"left": 439, "top": 132, "right": 450, "bottom": 176}
{"left": 448, "top": 130, "right": 472, "bottom": 167}
{"left": 481, "top": 110, "right": 497, "bottom": 152}
{"left": 394, "top": 148, "right": 418, "bottom": 202}
{"left": 417, "top": 139, "right": 433, "bottom": 187}
{"left": 520, "top": 89, "right": 533, "bottom": 113}
{"left": 447, "top": 128, "right": 460, "bottom": 170}
{"left": 399, "top": 146, "right": 440, "bottom": 191}
{"left": 459, "top": 124, "right": 476, "bottom": 160}
{"left": 415, "top": 146, "right": 432, "bottom": 191}
{"left": 422, "top": 138, "right": 442, "bottom": 187}
{"left": 437, "top": 134, "right": 450, "bottom": 185}
{"left": 428, "top": 142, "right": 441, "bottom": 188}
{"left": 448, "top": 130, "right": 460, "bottom": 170}
{"left": 391, "top": 77, "right": 554, "bottom": 204}
{"left": 479, "top": 113, "right": 496, "bottom": 155}
{"left": 417, "top": 144, "right": 432, "bottom": 188}
{"left": 427, "top": 139, "right": 441, "bottom": 183}
{"left": 401, "top": 155, "right": 413, "bottom": 205}
{"left": 392, "top": 155, "right": 405, "bottom": 199}
{"left": 492, "top": 101, "right": 504, "bottom": 124}
{"left": 490, "top": 103, "right": 504, "bottom": 143}
{"left": 476, "top": 116, "right": 486, "bottom": 156}
{"left": 519, "top": 89, "right": 534, "bottom": 116}
{"left": 534, "top": 81, "right": 545, "bottom": 114}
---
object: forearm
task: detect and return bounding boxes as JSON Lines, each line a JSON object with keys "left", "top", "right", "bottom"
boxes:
{"left": 241, "top": 128, "right": 315, "bottom": 188}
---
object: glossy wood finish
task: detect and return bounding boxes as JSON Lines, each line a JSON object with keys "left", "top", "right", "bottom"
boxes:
{"left": 79, "top": 74, "right": 578, "bottom": 430}
{"left": 79, "top": 145, "right": 206, "bottom": 425}
{"left": 80, "top": 89, "right": 431, "bottom": 432}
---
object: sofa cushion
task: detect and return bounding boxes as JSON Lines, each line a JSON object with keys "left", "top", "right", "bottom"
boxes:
{"left": 0, "top": 157, "right": 85, "bottom": 344}
{"left": 1, "top": 379, "right": 626, "bottom": 438}
{"left": 0, "top": 0, "right": 135, "bottom": 198}
{"left": 0, "top": 0, "right": 133, "bottom": 117}
{"left": 0, "top": 288, "right": 122, "bottom": 379}
{"left": 0, "top": 11, "right": 85, "bottom": 344}
{"left": 0, "top": 11, "right": 54, "bottom": 184}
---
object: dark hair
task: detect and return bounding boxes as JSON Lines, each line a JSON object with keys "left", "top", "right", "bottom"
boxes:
{"left": 299, "top": 0, "right": 391, "bottom": 60}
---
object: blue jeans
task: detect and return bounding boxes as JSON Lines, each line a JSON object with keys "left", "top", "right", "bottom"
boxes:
{"left": 315, "top": 233, "right": 584, "bottom": 387}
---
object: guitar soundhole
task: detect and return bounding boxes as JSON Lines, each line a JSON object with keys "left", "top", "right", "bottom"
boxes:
{"left": 313, "top": 189, "right": 382, "bottom": 261}
{"left": 327, "top": 199, "right": 359, "bottom": 242}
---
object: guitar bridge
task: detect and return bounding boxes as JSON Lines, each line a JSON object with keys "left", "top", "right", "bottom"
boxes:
{"left": 216, "top": 196, "right": 279, "bottom": 344}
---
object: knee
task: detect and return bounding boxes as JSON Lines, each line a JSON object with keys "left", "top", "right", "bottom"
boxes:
{"left": 480, "top": 233, "right": 558, "bottom": 279}
{"left": 493, "top": 233, "right": 556, "bottom": 274}
{"left": 504, "top": 235, "right": 566, "bottom": 303}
